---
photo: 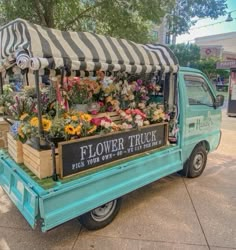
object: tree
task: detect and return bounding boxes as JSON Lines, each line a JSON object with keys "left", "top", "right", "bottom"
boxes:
{"left": 0, "top": 0, "right": 175, "bottom": 44}
{"left": 193, "top": 57, "right": 229, "bottom": 80}
{"left": 169, "top": 0, "right": 228, "bottom": 36}
{"left": 169, "top": 43, "right": 200, "bottom": 66}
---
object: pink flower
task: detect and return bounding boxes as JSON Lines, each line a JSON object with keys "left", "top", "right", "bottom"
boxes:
{"left": 91, "top": 110, "right": 98, "bottom": 115}
{"left": 134, "top": 109, "right": 146, "bottom": 118}
{"left": 107, "top": 106, "right": 113, "bottom": 112}
{"left": 125, "top": 109, "right": 132, "bottom": 115}
{"left": 99, "top": 101, "right": 104, "bottom": 107}
{"left": 137, "top": 79, "right": 143, "bottom": 85}
{"left": 91, "top": 118, "right": 102, "bottom": 126}
{"left": 91, "top": 117, "right": 112, "bottom": 126}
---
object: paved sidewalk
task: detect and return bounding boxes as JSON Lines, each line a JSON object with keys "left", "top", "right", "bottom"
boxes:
{"left": 0, "top": 110, "right": 236, "bottom": 250}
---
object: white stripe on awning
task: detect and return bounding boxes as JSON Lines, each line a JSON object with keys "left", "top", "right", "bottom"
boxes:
{"left": 0, "top": 19, "right": 179, "bottom": 73}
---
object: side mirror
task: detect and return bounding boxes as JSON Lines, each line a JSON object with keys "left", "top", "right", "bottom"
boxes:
{"left": 214, "top": 94, "right": 224, "bottom": 108}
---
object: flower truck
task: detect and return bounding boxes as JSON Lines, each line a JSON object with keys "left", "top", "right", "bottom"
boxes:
{"left": 0, "top": 19, "right": 224, "bottom": 231}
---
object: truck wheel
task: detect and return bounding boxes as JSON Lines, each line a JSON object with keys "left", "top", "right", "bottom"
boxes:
{"left": 182, "top": 145, "right": 207, "bottom": 178}
{"left": 79, "top": 198, "right": 122, "bottom": 230}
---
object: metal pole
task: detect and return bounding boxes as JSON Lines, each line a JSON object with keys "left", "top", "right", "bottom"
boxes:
{"left": 50, "top": 141, "right": 58, "bottom": 181}
{"left": 34, "top": 70, "right": 44, "bottom": 136}
{"left": 0, "top": 73, "right": 3, "bottom": 94}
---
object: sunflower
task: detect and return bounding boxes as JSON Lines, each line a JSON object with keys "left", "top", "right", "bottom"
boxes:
{"left": 75, "top": 125, "right": 82, "bottom": 135}
{"left": 88, "top": 125, "right": 97, "bottom": 135}
{"left": 65, "top": 125, "right": 76, "bottom": 135}
{"left": 20, "top": 113, "right": 29, "bottom": 121}
{"left": 30, "top": 117, "right": 39, "bottom": 127}
{"left": 42, "top": 119, "right": 52, "bottom": 131}
{"left": 80, "top": 113, "right": 92, "bottom": 122}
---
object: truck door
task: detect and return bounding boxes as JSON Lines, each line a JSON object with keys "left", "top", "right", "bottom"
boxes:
{"left": 180, "top": 73, "right": 222, "bottom": 160}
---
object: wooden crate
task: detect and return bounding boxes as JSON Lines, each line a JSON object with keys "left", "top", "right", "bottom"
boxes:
{"left": 7, "top": 132, "right": 23, "bottom": 163}
{"left": 92, "top": 111, "right": 121, "bottom": 123}
{"left": 23, "top": 144, "right": 59, "bottom": 179}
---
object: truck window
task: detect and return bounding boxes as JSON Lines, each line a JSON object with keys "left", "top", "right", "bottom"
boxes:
{"left": 184, "top": 75, "right": 214, "bottom": 106}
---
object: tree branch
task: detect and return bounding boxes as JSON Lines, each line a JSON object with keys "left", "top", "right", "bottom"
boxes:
{"left": 63, "top": 1, "right": 105, "bottom": 30}
{"left": 33, "top": 0, "right": 47, "bottom": 26}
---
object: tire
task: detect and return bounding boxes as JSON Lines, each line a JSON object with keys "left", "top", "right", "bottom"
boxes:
{"left": 79, "top": 198, "right": 122, "bottom": 230}
{"left": 181, "top": 145, "right": 207, "bottom": 178}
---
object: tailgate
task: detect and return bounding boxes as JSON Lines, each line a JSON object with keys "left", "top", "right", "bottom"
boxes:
{"left": 0, "top": 151, "right": 39, "bottom": 229}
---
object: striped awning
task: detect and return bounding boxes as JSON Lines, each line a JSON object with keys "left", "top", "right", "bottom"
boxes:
{"left": 0, "top": 19, "right": 179, "bottom": 74}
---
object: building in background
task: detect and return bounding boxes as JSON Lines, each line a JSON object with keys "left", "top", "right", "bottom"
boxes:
{"left": 195, "top": 32, "right": 236, "bottom": 60}
{"left": 151, "top": 16, "right": 176, "bottom": 45}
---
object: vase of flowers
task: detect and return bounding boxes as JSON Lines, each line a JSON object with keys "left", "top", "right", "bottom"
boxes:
{"left": 67, "top": 77, "right": 95, "bottom": 112}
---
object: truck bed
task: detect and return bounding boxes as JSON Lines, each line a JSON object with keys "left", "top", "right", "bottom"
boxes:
{"left": 0, "top": 144, "right": 182, "bottom": 232}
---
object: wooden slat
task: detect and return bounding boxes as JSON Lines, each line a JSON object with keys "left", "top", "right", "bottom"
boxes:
{"left": 92, "top": 112, "right": 121, "bottom": 123}
{"left": 7, "top": 132, "right": 23, "bottom": 163}
{"left": 23, "top": 144, "right": 40, "bottom": 158}
{"left": 23, "top": 143, "right": 59, "bottom": 179}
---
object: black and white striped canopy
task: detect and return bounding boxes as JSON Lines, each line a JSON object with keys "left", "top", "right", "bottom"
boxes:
{"left": 0, "top": 19, "right": 178, "bottom": 74}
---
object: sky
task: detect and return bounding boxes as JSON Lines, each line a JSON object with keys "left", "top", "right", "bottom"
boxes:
{"left": 176, "top": 0, "right": 236, "bottom": 44}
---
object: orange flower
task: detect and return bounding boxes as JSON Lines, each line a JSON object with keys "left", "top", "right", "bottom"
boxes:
{"left": 20, "top": 113, "right": 29, "bottom": 121}
{"left": 75, "top": 125, "right": 82, "bottom": 135}
{"left": 88, "top": 125, "right": 97, "bottom": 134}
{"left": 71, "top": 115, "right": 78, "bottom": 121}
{"left": 80, "top": 113, "right": 92, "bottom": 122}
{"left": 18, "top": 126, "right": 25, "bottom": 138}
{"left": 30, "top": 117, "right": 39, "bottom": 127}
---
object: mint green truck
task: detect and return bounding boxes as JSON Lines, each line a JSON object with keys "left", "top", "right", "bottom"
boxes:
{"left": 0, "top": 19, "right": 224, "bottom": 232}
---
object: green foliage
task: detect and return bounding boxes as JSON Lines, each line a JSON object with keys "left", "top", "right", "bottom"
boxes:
{"left": 0, "top": 0, "right": 175, "bottom": 44}
{"left": 169, "top": 43, "right": 200, "bottom": 66}
{"left": 169, "top": 0, "right": 228, "bottom": 35}
{"left": 192, "top": 57, "right": 229, "bottom": 80}
{"left": 0, "top": 0, "right": 229, "bottom": 42}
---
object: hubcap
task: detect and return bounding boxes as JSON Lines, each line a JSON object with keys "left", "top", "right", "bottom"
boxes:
{"left": 193, "top": 153, "right": 204, "bottom": 171}
{"left": 91, "top": 200, "right": 117, "bottom": 222}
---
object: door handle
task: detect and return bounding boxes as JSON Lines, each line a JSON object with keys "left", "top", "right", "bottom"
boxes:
{"left": 189, "top": 123, "right": 195, "bottom": 128}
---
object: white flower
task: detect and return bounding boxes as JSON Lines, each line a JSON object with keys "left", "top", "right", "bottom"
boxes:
{"left": 128, "top": 94, "right": 135, "bottom": 101}
{"left": 121, "top": 122, "right": 132, "bottom": 130}
{"left": 135, "top": 120, "right": 143, "bottom": 127}
{"left": 127, "top": 116, "right": 133, "bottom": 122}
{"left": 138, "top": 103, "right": 145, "bottom": 109}
{"left": 120, "top": 111, "right": 126, "bottom": 117}
{"left": 130, "top": 101, "right": 136, "bottom": 108}
{"left": 135, "top": 114, "right": 142, "bottom": 120}
{"left": 104, "top": 121, "right": 111, "bottom": 129}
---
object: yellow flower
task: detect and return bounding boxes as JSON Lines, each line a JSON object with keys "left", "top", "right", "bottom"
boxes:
{"left": 75, "top": 125, "right": 82, "bottom": 135}
{"left": 30, "top": 117, "right": 39, "bottom": 127}
{"left": 80, "top": 113, "right": 92, "bottom": 122}
{"left": 65, "top": 125, "right": 76, "bottom": 135}
{"left": 88, "top": 125, "right": 97, "bottom": 134}
{"left": 42, "top": 119, "right": 52, "bottom": 132}
{"left": 20, "top": 113, "right": 29, "bottom": 121}
{"left": 106, "top": 96, "right": 113, "bottom": 103}
{"left": 63, "top": 113, "right": 70, "bottom": 118}
{"left": 71, "top": 115, "right": 78, "bottom": 121}
{"left": 18, "top": 126, "right": 25, "bottom": 138}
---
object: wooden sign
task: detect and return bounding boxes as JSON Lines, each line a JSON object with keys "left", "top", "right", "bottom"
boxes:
{"left": 58, "top": 123, "right": 168, "bottom": 178}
